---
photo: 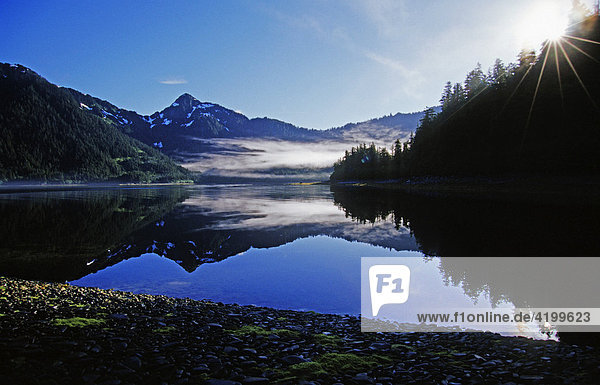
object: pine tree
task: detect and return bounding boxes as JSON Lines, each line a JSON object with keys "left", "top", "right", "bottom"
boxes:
{"left": 440, "top": 81, "right": 453, "bottom": 110}
{"left": 452, "top": 83, "right": 466, "bottom": 105}
{"left": 488, "top": 58, "right": 507, "bottom": 88}
{"left": 464, "top": 63, "right": 486, "bottom": 98}
{"left": 518, "top": 49, "right": 536, "bottom": 69}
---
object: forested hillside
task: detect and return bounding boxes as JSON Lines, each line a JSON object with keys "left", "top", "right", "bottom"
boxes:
{"left": 331, "top": 14, "right": 600, "bottom": 181}
{"left": 0, "top": 63, "right": 191, "bottom": 183}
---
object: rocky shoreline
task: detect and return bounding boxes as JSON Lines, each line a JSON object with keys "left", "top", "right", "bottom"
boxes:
{"left": 0, "top": 277, "right": 598, "bottom": 384}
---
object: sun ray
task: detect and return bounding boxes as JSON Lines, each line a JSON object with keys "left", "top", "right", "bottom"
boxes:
{"left": 553, "top": 41, "right": 565, "bottom": 112}
{"left": 563, "top": 34, "right": 600, "bottom": 45}
{"left": 437, "top": 84, "right": 491, "bottom": 126}
{"left": 500, "top": 64, "right": 533, "bottom": 115}
{"left": 557, "top": 40, "right": 600, "bottom": 113}
{"left": 519, "top": 43, "right": 551, "bottom": 152}
{"left": 561, "top": 38, "right": 600, "bottom": 63}
{"left": 499, "top": 40, "right": 551, "bottom": 115}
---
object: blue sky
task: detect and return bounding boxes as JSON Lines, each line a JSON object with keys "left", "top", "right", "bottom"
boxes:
{"left": 1, "top": 0, "right": 590, "bottom": 129}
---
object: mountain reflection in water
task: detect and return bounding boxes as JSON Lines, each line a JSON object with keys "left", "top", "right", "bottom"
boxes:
{"left": 1, "top": 184, "right": 599, "bottom": 333}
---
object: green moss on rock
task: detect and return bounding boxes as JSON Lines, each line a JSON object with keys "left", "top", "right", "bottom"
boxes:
{"left": 312, "top": 333, "right": 342, "bottom": 346}
{"left": 228, "top": 325, "right": 300, "bottom": 338}
{"left": 51, "top": 317, "right": 106, "bottom": 327}
{"left": 317, "top": 352, "right": 392, "bottom": 373}
{"left": 153, "top": 326, "right": 176, "bottom": 333}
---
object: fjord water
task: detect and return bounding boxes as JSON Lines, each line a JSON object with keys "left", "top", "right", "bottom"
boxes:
{"left": 1, "top": 184, "right": 600, "bottom": 336}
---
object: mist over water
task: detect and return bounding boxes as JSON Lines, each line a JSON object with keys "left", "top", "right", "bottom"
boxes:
{"left": 179, "top": 137, "right": 396, "bottom": 180}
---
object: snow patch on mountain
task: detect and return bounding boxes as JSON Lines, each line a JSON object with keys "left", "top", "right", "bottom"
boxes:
{"left": 143, "top": 116, "right": 156, "bottom": 124}
{"left": 101, "top": 110, "right": 117, "bottom": 119}
{"left": 187, "top": 106, "right": 198, "bottom": 118}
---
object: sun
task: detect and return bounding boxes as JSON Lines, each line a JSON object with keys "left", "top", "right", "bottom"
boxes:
{"left": 516, "top": 1, "right": 570, "bottom": 50}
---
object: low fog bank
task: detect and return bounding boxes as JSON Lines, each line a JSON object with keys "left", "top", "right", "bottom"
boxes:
{"left": 180, "top": 137, "right": 394, "bottom": 181}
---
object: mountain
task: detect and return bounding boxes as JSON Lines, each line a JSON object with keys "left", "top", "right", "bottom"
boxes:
{"left": 66, "top": 91, "right": 320, "bottom": 154}
{"left": 0, "top": 63, "right": 191, "bottom": 183}
{"left": 326, "top": 111, "right": 428, "bottom": 143}
{"left": 64, "top": 87, "right": 429, "bottom": 181}
{"left": 0, "top": 61, "right": 428, "bottom": 182}
{"left": 66, "top": 90, "right": 426, "bottom": 157}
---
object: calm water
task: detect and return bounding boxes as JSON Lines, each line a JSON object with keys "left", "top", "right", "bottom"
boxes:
{"left": 1, "top": 184, "right": 600, "bottom": 337}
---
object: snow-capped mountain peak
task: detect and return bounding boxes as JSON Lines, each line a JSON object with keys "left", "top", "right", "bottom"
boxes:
{"left": 66, "top": 88, "right": 426, "bottom": 156}
{"left": 144, "top": 94, "right": 245, "bottom": 136}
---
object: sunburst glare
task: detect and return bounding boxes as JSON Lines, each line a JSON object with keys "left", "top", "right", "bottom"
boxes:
{"left": 516, "top": 1, "right": 570, "bottom": 49}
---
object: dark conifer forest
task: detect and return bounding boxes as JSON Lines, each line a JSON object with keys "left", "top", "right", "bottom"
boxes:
{"left": 0, "top": 63, "right": 191, "bottom": 183}
{"left": 331, "top": 14, "right": 600, "bottom": 181}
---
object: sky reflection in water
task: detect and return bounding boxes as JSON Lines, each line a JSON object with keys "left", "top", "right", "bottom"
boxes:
{"left": 2, "top": 184, "right": 598, "bottom": 339}
{"left": 72, "top": 235, "right": 536, "bottom": 336}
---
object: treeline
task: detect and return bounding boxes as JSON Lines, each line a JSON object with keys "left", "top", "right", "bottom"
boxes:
{"left": 0, "top": 63, "right": 192, "bottom": 183}
{"left": 331, "top": 13, "right": 600, "bottom": 181}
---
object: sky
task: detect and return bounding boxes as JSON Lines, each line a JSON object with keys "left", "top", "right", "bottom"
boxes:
{"left": 1, "top": 0, "right": 594, "bottom": 129}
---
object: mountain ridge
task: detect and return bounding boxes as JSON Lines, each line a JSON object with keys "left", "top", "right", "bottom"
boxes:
{"left": 1, "top": 62, "right": 431, "bottom": 182}
{"left": 0, "top": 63, "right": 191, "bottom": 183}
{"left": 66, "top": 88, "right": 428, "bottom": 156}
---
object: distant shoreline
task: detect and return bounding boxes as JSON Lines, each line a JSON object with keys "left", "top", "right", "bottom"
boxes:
{"left": 0, "top": 180, "right": 333, "bottom": 194}
{"left": 3, "top": 176, "right": 600, "bottom": 204}
{"left": 0, "top": 182, "right": 194, "bottom": 194}
{"left": 330, "top": 175, "right": 600, "bottom": 205}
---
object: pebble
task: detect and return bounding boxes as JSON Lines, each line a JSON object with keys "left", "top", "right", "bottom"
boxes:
{"left": 283, "top": 355, "right": 309, "bottom": 365}
{"left": 192, "top": 364, "right": 210, "bottom": 373}
{"left": 241, "top": 377, "right": 269, "bottom": 383}
{"left": 204, "top": 380, "right": 241, "bottom": 385}
{"left": 0, "top": 277, "right": 598, "bottom": 385}
{"left": 369, "top": 342, "right": 390, "bottom": 351}
{"left": 352, "top": 373, "right": 375, "bottom": 383}
{"left": 124, "top": 356, "right": 142, "bottom": 370}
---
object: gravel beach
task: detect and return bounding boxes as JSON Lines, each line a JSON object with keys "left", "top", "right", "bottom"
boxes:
{"left": 0, "top": 277, "right": 598, "bottom": 384}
